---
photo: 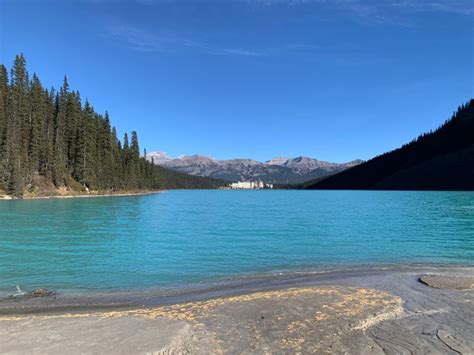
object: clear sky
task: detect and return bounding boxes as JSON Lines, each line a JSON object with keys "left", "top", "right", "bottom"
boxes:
{"left": 1, "top": 0, "right": 473, "bottom": 162}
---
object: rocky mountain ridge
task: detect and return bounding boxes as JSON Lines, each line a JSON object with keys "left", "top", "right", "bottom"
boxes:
{"left": 146, "top": 152, "right": 363, "bottom": 184}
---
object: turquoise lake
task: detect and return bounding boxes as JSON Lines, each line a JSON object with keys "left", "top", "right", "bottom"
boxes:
{"left": 0, "top": 190, "right": 473, "bottom": 296}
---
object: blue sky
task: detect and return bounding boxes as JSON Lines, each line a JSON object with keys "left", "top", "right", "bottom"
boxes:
{"left": 1, "top": 0, "right": 472, "bottom": 162}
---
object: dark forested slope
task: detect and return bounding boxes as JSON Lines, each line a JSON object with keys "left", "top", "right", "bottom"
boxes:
{"left": 306, "top": 100, "right": 474, "bottom": 190}
{"left": 0, "top": 54, "right": 222, "bottom": 197}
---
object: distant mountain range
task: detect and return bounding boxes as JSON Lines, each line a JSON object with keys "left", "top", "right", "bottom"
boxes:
{"left": 146, "top": 152, "right": 363, "bottom": 184}
{"left": 305, "top": 100, "right": 474, "bottom": 190}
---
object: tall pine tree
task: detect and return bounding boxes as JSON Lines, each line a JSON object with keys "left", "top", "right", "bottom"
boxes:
{"left": 0, "top": 54, "right": 223, "bottom": 196}
{"left": 0, "top": 65, "right": 9, "bottom": 190}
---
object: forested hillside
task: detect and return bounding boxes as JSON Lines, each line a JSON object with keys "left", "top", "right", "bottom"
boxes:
{"left": 305, "top": 100, "right": 474, "bottom": 190}
{"left": 0, "top": 54, "right": 222, "bottom": 197}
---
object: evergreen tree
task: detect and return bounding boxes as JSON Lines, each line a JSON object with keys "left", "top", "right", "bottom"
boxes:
{"left": 5, "top": 54, "right": 29, "bottom": 195}
{"left": 65, "top": 90, "right": 81, "bottom": 171}
{"left": 131, "top": 131, "right": 140, "bottom": 158}
{"left": 123, "top": 133, "right": 129, "bottom": 151}
{"left": 0, "top": 65, "right": 8, "bottom": 189}
{"left": 42, "top": 88, "right": 56, "bottom": 178}
{"left": 52, "top": 77, "right": 69, "bottom": 186}
{"left": 97, "top": 111, "right": 114, "bottom": 188}
{"left": 0, "top": 54, "right": 223, "bottom": 196}
{"left": 28, "top": 73, "right": 47, "bottom": 176}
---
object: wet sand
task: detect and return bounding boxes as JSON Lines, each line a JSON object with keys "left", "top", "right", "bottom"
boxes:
{"left": 1, "top": 266, "right": 473, "bottom": 354}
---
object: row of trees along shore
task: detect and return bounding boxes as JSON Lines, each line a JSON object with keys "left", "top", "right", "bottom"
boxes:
{"left": 0, "top": 54, "right": 221, "bottom": 197}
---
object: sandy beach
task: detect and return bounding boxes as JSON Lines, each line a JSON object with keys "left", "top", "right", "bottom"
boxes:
{"left": 1, "top": 266, "right": 473, "bottom": 354}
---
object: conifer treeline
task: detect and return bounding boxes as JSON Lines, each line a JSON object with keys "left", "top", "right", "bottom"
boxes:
{"left": 0, "top": 54, "right": 222, "bottom": 196}
{"left": 304, "top": 99, "right": 474, "bottom": 190}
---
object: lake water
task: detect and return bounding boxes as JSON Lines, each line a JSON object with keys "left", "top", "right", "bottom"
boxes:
{"left": 0, "top": 190, "right": 473, "bottom": 296}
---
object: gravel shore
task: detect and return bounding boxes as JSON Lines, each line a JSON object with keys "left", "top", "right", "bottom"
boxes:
{"left": 1, "top": 266, "right": 473, "bottom": 354}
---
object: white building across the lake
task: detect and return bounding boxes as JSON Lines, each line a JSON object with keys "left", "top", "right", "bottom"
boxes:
{"left": 229, "top": 181, "right": 273, "bottom": 189}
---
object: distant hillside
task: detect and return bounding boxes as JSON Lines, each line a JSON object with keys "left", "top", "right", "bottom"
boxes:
{"left": 306, "top": 100, "right": 474, "bottom": 190}
{"left": 150, "top": 165, "right": 226, "bottom": 190}
{"left": 147, "top": 154, "right": 363, "bottom": 184}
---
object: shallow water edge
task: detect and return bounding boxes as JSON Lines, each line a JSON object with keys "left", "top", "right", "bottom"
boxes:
{"left": 1, "top": 264, "right": 472, "bottom": 316}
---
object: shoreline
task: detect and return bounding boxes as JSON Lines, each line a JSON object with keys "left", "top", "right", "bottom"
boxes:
{"left": 2, "top": 265, "right": 473, "bottom": 353}
{"left": 1, "top": 264, "right": 472, "bottom": 315}
{"left": 0, "top": 190, "right": 161, "bottom": 201}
